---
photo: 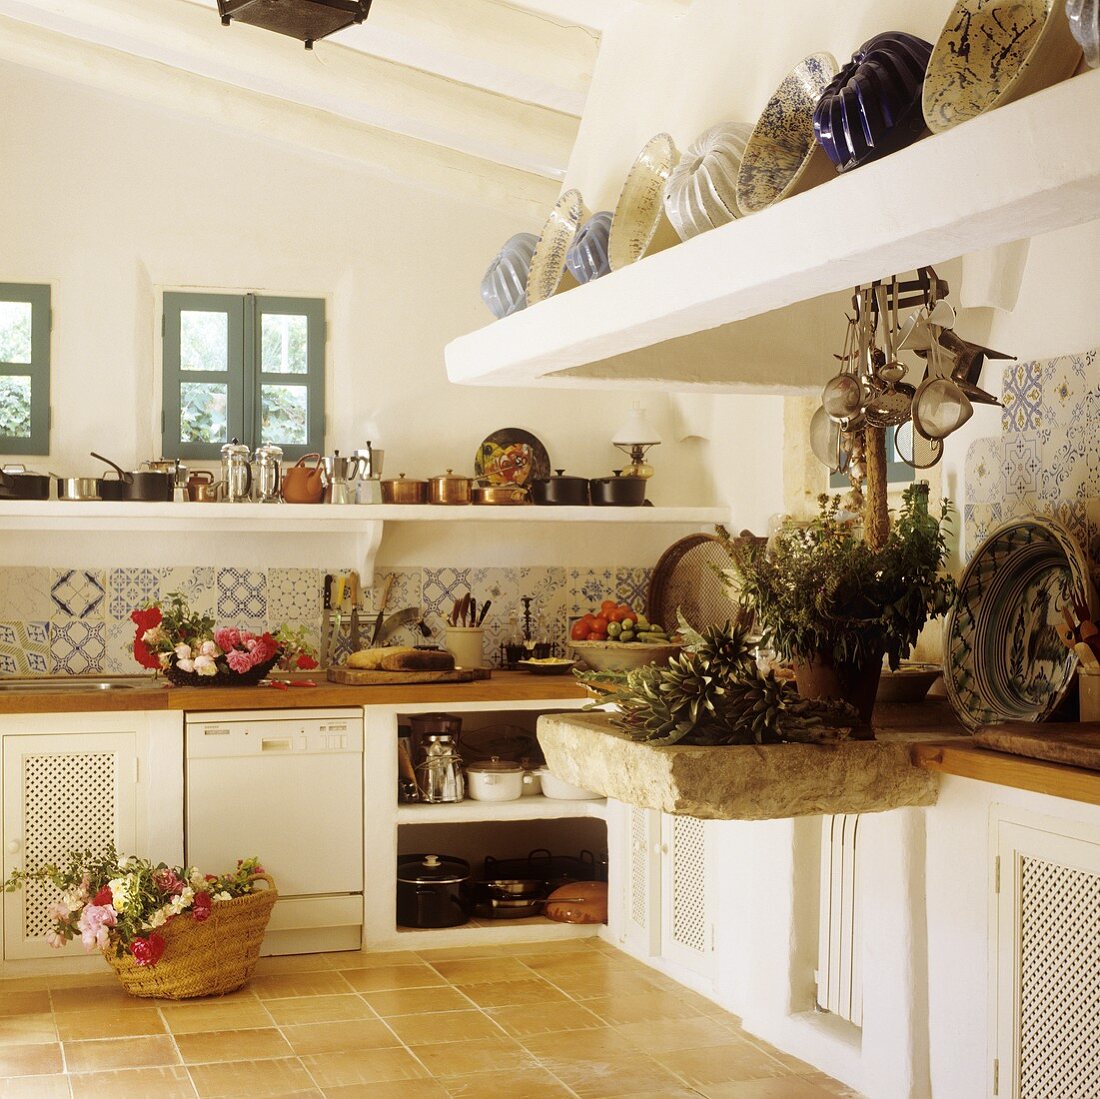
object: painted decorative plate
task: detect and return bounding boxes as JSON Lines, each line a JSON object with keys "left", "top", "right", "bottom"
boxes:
{"left": 922, "top": 0, "right": 1081, "bottom": 134}
{"left": 474, "top": 428, "right": 551, "bottom": 487}
{"left": 526, "top": 189, "right": 589, "bottom": 305}
{"left": 608, "top": 134, "right": 681, "bottom": 271}
{"left": 944, "top": 516, "right": 1094, "bottom": 730}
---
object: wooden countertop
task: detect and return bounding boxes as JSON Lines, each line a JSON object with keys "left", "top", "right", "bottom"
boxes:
{"left": 0, "top": 672, "right": 588, "bottom": 714}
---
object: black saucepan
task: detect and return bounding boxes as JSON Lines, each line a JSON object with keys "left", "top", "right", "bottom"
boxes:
{"left": 91, "top": 452, "right": 174, "bottom": 502}
{"left": 530, "top": 469, "right": 590, "bottom": 506}
{"left": 0, "top": 465, "right": 51, "bottom": 500}
{"left": 396, "top": 853, "right": 471, "bottom": 929}
{"left": 589, "top": 470, "right": 646, "bottom": 506}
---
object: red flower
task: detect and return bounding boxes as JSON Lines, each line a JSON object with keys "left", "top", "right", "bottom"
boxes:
{"left": 91, "top": 886, "right": 113, "bottom": 906}
{"left": 191, "top": 892, "right": 212, "bottom": 922}
{"left": 131, "top": 606, "right": 163, "bottom": 670}
{"left": 296, "top": 652, "right": 319, "bottom": 670}
{"left": 130, "top": 933, "right": 166, "bottom": 967}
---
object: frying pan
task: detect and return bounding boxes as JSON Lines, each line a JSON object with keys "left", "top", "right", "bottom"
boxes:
{"left": 90, "top": 452, "right": 173, "bottom": 502}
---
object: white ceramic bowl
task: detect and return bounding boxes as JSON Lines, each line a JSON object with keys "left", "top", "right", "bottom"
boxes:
{"left": 537, "top": 767, "right": 600, "bottom": 800}
{"left": 570, "top": 640, "right": 682, "bottom": 672}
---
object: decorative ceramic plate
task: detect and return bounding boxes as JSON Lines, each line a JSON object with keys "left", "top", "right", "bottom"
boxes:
{"left": 1068, "top": 0, "right": 1100, "bottom": 67}
{"left": 944, "top": 516, "right": 1094, "bottom": 730}
{"left": 735, "top": 51, "right": 839, "bottom": 215}
{"left": 662, "top": 120, "right": 753, "bottom": 239}
{"left": 526, "top": 189, "right": 589, "bottom": 305}
{"left": 608, "top": 134, "right": 681, "bottom": 271}
{"left": 480, "top": 232, "right": 538, "bottom": 319}
{"left": 474, "top": 428, "right": 551, "bottom": 487}
{"left": 566, "top": 211, "right": 613, "bottom": 284}
{"left": 813, "top": 32, "right": 933, "bottom": 172}
{"left": 922, "top": 0, "right": 1082, "bottom": 134}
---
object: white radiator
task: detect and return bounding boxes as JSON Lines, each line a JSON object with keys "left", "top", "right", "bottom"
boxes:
{"left": 816, "top": 812, "right": 863, "bottom": 1027}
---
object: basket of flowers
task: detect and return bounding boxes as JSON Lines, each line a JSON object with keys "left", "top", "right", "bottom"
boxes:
{"left": 4, "top": 848, "right": 276, "bottom": 999}
{"left": 131, "top": 593, "right": 288, "bottom": 686}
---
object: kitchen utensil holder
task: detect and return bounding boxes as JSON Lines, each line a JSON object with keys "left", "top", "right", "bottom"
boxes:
{"left": 444, "top": 626, "right": 486, "bottom": 669}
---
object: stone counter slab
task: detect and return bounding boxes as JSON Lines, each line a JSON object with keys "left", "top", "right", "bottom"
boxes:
{"left": 537, "top": 712, "right": 943, "bottom": 820}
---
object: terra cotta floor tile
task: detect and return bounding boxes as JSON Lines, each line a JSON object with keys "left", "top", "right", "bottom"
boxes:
{"left": 652, "top": 1043, "right": 789, "bottom": 1087}
{"left": 188, "top": 1055, "right": 316, "bottom": 1097}
{"left": 360, "top": 987, "right": 474, "bottom": 1017}
{"left": 280, "top": 1018, "right": 400, "bottom": 1055}
{"left": 298, "top": 1046, "right": 428, "bottom": 1088}
{"left": 339, "top": 965, "right": 447, "bottom": 993}
{"left": 62, "top": 1034, "right": 179, "bottom": 1073}
{"left": 68, "top": 1064, "right": 195, "bottom": 1099}
{"left": 0, "top": 1074, "right": 73, "bottom": 1098}
{"left": 0, "top": 1040, "right": 63, "bottom": 1076}
{"left": 159, "top": 999, "right": 274, "bottom": 1035}
{"left": 174, "top": 1026, "right": 293, "bottom": 1064}
{"left": 442, "top": 1066, "right": 576, "bottom": 1097}
{"left": 384, "top": 1008, "right": 506, "bottom": 1047}
{"left": 0, "top": 1013, "right": 57, "bottom": 1046}
{"left": 485, "top": 999, "right": 603, "bottom": 1038}
{"left": 453, "top": 978, "right": 568, "bottom": 1009}
{"left": 249, "top": 972, "right": 355, "bottom": 1000}
{"left": 55, "top": 1006, "right": 165, "bottom": 1042}
{"left": 262, "top": 994, "right": 376, "bottom": 1027}
{"left": 321, "top": 1080, "right": 450, "bottom": 1098}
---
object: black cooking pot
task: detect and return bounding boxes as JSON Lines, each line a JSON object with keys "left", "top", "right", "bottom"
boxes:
{"left": 530, "top": 469, "right": 589, "bottom": 506}
{"left": 396, "top": 853, "right": 471, "bottom": 929}
{"left": 0, "top": 465, "right": 51, "bottom": 500}
{"left": 91, "top": 453, "right": 174, "bottom": 502}
{"left": 590, "top": 470, "right": 646, "bottom": 506}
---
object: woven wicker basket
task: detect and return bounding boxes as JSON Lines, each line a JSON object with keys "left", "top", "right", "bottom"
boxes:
{"left": 104, "top": 873, "right": 277, "bottom": 999}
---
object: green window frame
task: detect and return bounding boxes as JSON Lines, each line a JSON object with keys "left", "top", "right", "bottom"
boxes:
{"left": 0, "top": 283, "right": 51, "bottom": 455}
{"left": 162, "top": 291, "right": 325, "bottom": 461}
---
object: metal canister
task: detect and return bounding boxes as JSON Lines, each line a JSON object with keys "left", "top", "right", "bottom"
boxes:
{"left": 253, "top": 444, "right": 283, "bottom": 503}
{"left": 219, "top": 439, "right": 253, "bottom": 502}
{"left": 416, "top": 735, "right": 465, "bottom": 803}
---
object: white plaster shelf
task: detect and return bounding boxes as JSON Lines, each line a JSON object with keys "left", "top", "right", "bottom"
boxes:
{"left": 537, "top": 712, "right": 952, "bottom": 820}
{"left": 446, "top": 68, "right": 1100, "bottom": 395}
{"left": 396, "top": 796, "right": 606, "bottom": 825}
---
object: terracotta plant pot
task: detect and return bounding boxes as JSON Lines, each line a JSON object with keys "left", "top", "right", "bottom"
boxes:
{"left": 792, "top": 646, "right": 883, "bottom": 732}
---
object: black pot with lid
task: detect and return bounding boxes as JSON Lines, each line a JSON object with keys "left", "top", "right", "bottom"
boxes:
{"left": 590, "top": 470, "right": 647, "bottom": 506}
{"left": 396, "top": 853, "right": 472, "bottom": 928}
{"left": 530, "top": 469, "right": 590, "bottom": 506}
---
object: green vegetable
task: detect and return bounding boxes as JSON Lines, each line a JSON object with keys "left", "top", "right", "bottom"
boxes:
{"left": 607, "top": 621, "right": 622, "bottom": 638}
{"left": 621, "top": 617, "right": 635, "bottom": 631}
{"left": 619, "top": 629, "right": 635, "bottom": 643}
{"left": 635, "top": 615, "right": 650, "bottom": 630}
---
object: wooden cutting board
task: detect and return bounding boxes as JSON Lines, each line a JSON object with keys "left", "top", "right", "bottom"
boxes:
{"left": 327, "top": 667, "right": 492, "bottom": 686}
{"left": 974, "top": 723, "right": 1100, "bottom": 771}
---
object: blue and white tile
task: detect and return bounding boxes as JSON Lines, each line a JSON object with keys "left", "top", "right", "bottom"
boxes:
{"left": 50, "top": 621, "right": 106, "bottom": 675}
{"left": 0, "top": 568, "right": 54, "bottom": 621}
{"left": 421, "top": 568, "right": 476, "bottom": 622}
{"left": 162, "top": 567, "right": 216, "bottom": 616}
{"left": 0, "top": 622, "right": 49, "bottom": 676}
{"left": 963, "top": 503, "right": 1002, "bottom": 563}
{"left": 567, "top": 567, "right": 615, "bottom": 618}
{"left": 1000, "top": 432, "right": 1042, "bottom": 513}
{"left": 614, "top": 567, "right": 653, "bottom": 610}
{"left": 107, "top": 568, "right": 164, "bottom": 621}
{"left": 1001, "top": 360, "right": 1043, "bottom": 434}
{"left": 266, "top": 568, "right": 322, "bottom": 625}
{"left": 1048, "top": 498, "right": 1090, "bottom": 564}
{"left": 216, "top": 568, "right": 268, "bottom": 620}
{"left": 104, "top": 619, "right": 140, "bottom": 677}
{"left": 366, "top": 568, "right": 423, "bottom": 615}
{"left": 517, "top": 567, "right": 568, "bottom": 651}
{"left": 1036, "top": 353, "right": 1090, "bottom": 445}
{"left": 50, "top": 570, "right": 106, "bottom": 620}
{"left": 963, "top": 436, "right": 1003, "bottom": 505}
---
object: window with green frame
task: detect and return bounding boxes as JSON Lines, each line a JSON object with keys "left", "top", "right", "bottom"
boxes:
{"left": 0, "top": 283, "right": 51, "bottom": 455}
{"left": 162, "top": 292, "right": 325, "bottom": 461}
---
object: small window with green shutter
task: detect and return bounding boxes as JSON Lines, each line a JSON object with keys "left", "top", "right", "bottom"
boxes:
{"left": 162, "top": 291, "right": 325, "bottom": 461}
{"left": 0, "top": 283, "right": 51, "bottom": 455}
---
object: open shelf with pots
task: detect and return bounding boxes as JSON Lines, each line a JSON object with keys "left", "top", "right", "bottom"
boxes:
{"left": 365, "top": 698, "right": 609, "bottom": 950}
{"left": 445, "top": 68, "right": 1100, "bottom": 395}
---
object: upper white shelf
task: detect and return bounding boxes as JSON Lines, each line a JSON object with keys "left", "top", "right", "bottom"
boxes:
{"left": 396, "top": 796, "right": 606, "bottom": 825}
{"left": 446, "top": 68, "right": 1100, "bottom": 395}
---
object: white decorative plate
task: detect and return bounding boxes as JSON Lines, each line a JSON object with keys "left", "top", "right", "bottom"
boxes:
{"left": 944, "top": 516, "right": 1094, "bottom": 730}
{"left": 922, "top": 0, "right": 1082, "bottom": 133}
{"left": 526, "top": 190, "right": 590, "bottom": 306}
{"left": 735, "top": 52, "right": 839, "bottom": 215}
{"left": 608, "top": 134, "right": 681, "bottom": 271}
{"left": 663, "top": 121, "right": 753, "bottom": 240}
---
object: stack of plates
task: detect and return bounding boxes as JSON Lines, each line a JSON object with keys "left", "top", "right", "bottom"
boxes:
{"left": 945, "top": 517, "right": 1093, "bottom": 730}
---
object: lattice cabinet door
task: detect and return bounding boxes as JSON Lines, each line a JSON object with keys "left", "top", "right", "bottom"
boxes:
{"left": 3, "top": 734, "right": 138, "bottom": 960}
{"left": 659, "top": 812, "right": 713, "bottom": 975}
{"left": 620, "top": 805, "right": 661, "bottom": 957}
{"left": 993, "top": 817, "right": 1100, "bottom": 1099}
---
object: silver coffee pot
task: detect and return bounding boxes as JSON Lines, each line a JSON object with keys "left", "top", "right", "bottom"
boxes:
{"left": 219, "top": 439, "right": 252, "bottom": 503}
{"left": 253, "top": 444, "right": 283, "bottom": 503}
{"left": 321, "top": 449, "right": 366, "bottom": 505}
{"left": 416, "top": 734, "right": 464, "bottom": 803}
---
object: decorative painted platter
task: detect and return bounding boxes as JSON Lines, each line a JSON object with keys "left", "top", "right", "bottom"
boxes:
{"left": 735, "top": 51, "right": 839, "bottom": 215}
{"left": 526, "top": 189, "right": 589, "bottom": 305}
{"left": 474, "top": 428, "right": 551, "bottom": 487}
{"left": 922, "top": 0, "right": 1082, "bottom": 134}
{"left": 608, "top": 134, "right": 681, "bottom": 271}
{"left": 944, "top": 516, "right": 1094, "bottom": 730}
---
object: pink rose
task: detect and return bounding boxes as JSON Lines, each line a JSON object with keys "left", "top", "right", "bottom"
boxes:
{"left": 77, "top": 903, "right": 116, "bottom": 951}
{"left": 153, "top": 868, "right": 184, "bottom": 897}
{"left": 226, "top": 649, "right": 253, "bottom": 674}
{"left": 214, "top": 627, "right": 241, "bottom": 652}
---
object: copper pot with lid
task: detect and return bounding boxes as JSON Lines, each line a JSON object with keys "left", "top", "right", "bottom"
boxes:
{"left": 428, "top": 470, "right": 472, "bottom": 506}
{"left": 381, "top": 474, "right": 428, "bottom": 505}
{"left": 471, "top": 484, "right": 529, "bottom": 505}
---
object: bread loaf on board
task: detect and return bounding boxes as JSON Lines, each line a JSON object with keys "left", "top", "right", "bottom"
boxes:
{"left": 346, "top": 647, "right": 455, "bottom": 672}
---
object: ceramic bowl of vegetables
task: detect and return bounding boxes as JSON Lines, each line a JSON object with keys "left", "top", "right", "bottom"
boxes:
{"left": 570, "top": 600, "right": 681, "bottom": 671}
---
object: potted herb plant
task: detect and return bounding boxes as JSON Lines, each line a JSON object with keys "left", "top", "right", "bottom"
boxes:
{"left": 723, "top": 482, "right": 955, "bottom": 724}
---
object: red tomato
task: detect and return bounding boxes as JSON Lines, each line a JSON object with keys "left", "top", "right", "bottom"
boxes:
{"left": 571, "top": 621, "right": 590, "bottom": 641}
{"left": 589, "top": 629, "right": 608, "bottom": 641}
{"left": 606, "top": 608, "right": 626, "bottom": 623}
{"left": 600, "top": 599, "right": 617, "bottom": 612}
{"left": 591, "top": 616, "right": 609, "bottom": 634}
{"left": 582, "top": 612, "right": 596, "bottom": 625}
{"left": 616, "top": 603, "right": 633, "bottom": 617}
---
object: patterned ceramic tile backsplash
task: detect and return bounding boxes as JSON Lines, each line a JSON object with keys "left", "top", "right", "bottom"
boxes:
{"left": 964, "top": 348, "right": 1100, "bottom": 572}
{"left": 0, "top": 563, "right": 652, "bottom": 676}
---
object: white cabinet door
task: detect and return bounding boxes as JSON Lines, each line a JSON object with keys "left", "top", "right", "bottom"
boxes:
{"left": 622, "top": 803, "right": 661, "bottom": 957}
{"left": 659, "top": 812, "right": 712, "bottom": 975}
{"left": 3, "top": 733, "right": 138, "bottom": 960}
{"left": 993, "top": 815, "right": 1100, "bottom": 1099}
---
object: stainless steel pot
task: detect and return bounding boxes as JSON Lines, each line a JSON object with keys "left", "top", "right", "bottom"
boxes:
{"left": 428, "top": 470, "right": 473, "bottom": 506}
{"left": 380, "top": 474, "right": 428, "bottom": 505}
{"left": 56, "top": 477, "right": 102, "bottom": 501}
{"left": 396, "top": 854, "right": 471, "bottom": 929}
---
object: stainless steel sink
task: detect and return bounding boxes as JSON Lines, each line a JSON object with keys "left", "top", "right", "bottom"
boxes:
{"left": 0, "top": 676, "right": 160, "bottom": 692}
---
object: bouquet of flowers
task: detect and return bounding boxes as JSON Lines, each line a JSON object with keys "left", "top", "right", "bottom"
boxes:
{"left": 271, "top": 624, "right": 319, "bottom": 673}
{"left": 131, "top": 593, "right": 284, "bottom": 686}
{"left": 3, "top": 847, "right": 265, "bottom": 967}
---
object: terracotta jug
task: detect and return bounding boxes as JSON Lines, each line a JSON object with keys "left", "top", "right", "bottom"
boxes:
{"left": 281, "top": 453, "right": 325, "bottom": 504}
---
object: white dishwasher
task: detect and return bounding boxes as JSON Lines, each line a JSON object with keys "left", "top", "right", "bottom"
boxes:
{"left": 186, "top": 708, "right": 364, "bottom": 955}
